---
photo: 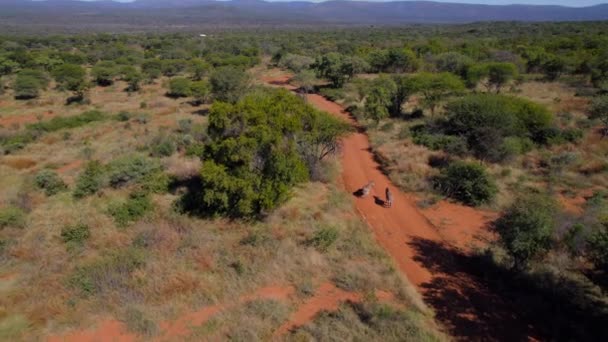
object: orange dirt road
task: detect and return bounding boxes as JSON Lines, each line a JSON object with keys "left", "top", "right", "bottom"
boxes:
{"left": 264, "top": 74, "right": 540, "bottom": 341}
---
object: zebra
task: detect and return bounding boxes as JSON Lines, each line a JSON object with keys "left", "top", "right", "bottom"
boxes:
{"left": 360, "top": 181, "right": 375, "bottom": 197}
{"left": 385, "top": 187, "right": 393, "bottom": 208}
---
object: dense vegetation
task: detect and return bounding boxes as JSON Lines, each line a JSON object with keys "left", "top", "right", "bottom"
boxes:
{"left": 1, "top": 22, "right": 608, "bottom": 341}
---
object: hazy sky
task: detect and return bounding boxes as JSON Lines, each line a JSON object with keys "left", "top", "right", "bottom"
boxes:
{"left": 271, "top": 0, "right": 608, "bottom": 5}
{"left": 108, "top": 0, "right": 607, "bottom": 6}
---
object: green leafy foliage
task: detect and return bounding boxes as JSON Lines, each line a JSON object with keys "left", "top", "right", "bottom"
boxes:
{"left": 308, "top": 226, "right": 339, "bottom": 252}
{"left": 73, "top": 160, "right": 105, "bottom": 198}
{"left": 433, "top": 161, "right": 497, "bottom": 206}
{"left": 107, "top": 155, "right": 161, "bottom": 188}
{"left": 493, "top": 193, "right": 557, "bottom": 269}
{"left": 313, "top": 53, "right": 357, "bottom": 88}
{"left": 209, "top": 66, "right": 250, "bottom": 103}
{"left": 61, "top": 223, "right": 90, "bottom": 247}
{"left": 467, "top": 62, "right": 518, "bottom": 93}
{"left": 35, "top": 169, "right": 67, "bottom": 196}
{"left": 441, "top": 94, "right": 553, "bottom": 161}
{"left": 27, "top": 110, "right": 105, "bottom": 133}
{"left": 108, "top": 191, "right": 153, "bottom": 227}
{"left": 0, "top": 207, "right": 26, "bottom": 229}
{"left": 167, "top": 77, "right": 192, "bottom": 97}
{"left": 589, "top": 95, "right": 608, "bottom": 134}
{"left": 52, "top": 63, "right": 87, "bottom": 97}
{"left": 180, "top": 89, "right": 349, "bottom": 218}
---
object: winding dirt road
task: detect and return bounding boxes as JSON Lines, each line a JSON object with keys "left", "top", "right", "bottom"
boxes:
{"left": 264, "top": 73, "right": 541, "bottom": 341}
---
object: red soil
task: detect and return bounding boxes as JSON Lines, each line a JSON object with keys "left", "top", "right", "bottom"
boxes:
{"left": 156, "top": 285, "right": 295, "bottom": 340}
{"left": 47, "top": 319, "right": 138, "bottom": 342}
{"left": 275, "top": 282, "right": 361, "bottom": 336}
{"left": 0, "top": 111, "right": 54, "bottom": 128}
{"left": 47, "top": 285, "right": 295, "bottom": 342}
{"left": 57, "top": 160, "right": 83, "bottom": 174}
{"left": 274, "top": 282, "right": 398, "bottom": 336}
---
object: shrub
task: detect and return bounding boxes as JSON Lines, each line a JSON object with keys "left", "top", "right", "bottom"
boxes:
{"left": 14, "top": 74, "right": 42, "bottom": 99}
{"left": 35, "top": 169, "right": 67, "bottom": 196}
{"left": 433, "top": 161, "right": 497, "bottom": 206}
{"left": 149, "top": 136, "right": 176, "bottom": 157}
{"left": 61, "top": 223, "right": 90, "bottom": 247}
{"left": 27, "top": 110, "right": 105, "bottom": 133}
{"left": 69, "top": 247, "right": 146, "bottom": 296}
{"left": 0, "top": 207, "right": 26, "bottom": 229}
{"left": 443, "top": 94, "right": 553, "bottom": 161}
{"left": 209, "top": 66, "right": 250, "bottom": 103}
{"left": 108, "top": 191, "right": 153, "bottom": 227}
{"left": 493, "top": 193, "right": 557, "bottom": 269}
{"left": 73, "top": 161, "right": 105, "bottom": 198}
{"left": 107, "top": 155, "right": 161, "bottom": 188}
{"left": 309, "top": 226, "right": 339, "bottom": 252}
{"left": 167, "top": 77, "right": 191, "bottom": 98}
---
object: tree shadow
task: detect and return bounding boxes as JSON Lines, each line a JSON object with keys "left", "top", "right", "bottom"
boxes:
{"left": 408, "top": 237, "right": 608, "bottom": 341}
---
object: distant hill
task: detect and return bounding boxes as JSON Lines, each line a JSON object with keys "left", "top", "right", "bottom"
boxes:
{"left": 1, "top": 0, "right": 608, "bottom": 32}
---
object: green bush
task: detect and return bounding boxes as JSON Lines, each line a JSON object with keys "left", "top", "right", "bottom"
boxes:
{"left": 167, "top": 77, "right": 191, "bottom": 97}
{"left": 149, "top": 136, "right": 176, "bottom": 157}
{"left": 108, "top": 191, "right": 153, "bottom": 227}
{"left": 61, "top": 223, "right": 90, "bottom": 247}
{"left": 493, "top": 193, "right": 557, "bottom": 269}
{"left": 0, "top": 207, "right": 26, "bottom": 229}
{"left": 27, "top": 110, "right": 105, "bottom": 133}
{"left": 309, "top": 226, "right": 339, "bottom": 252}
{"left": 14, "top": 74, "right": 42, "bottom": 99}
{"left": 35, "top": 169, "right": 67, "bottom": 196}
{"left": 107, "top": 155, "right": 161, "bottom": 188}
{"left": 180, "top": 89, "right": 349, "bottom": 218}
{"left": 433, "top": 161, "right": 497, "bottom": 206}
{"left": 443, "top": 94, "right": 553, "bottom": 161}
{"left": 73, "top": 161, "right": 105, "bottom": 198}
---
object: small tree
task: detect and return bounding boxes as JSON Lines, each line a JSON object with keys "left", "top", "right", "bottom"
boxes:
{"left": 190, "top": 80, "right": 211, "bottom": 105}
{"left": 14, "top": 74, "right": 42, "bottom": 99}
{"left": 493, "top": 193, "right": 557, "bottom": 270}
{"left": 313, "top": 53, "right": 355, "bottom": 88}
{"left": 209, "top": 66, "right": 250, "bottom": 104}
{"left": 468, "top": 62, "right": 518, "bottom": 93}
{"left": 91, "top": 61, "right": 118, "bottom": 86}
{"left": 364, "top": 75, "right": 397, "bottom": 123}
{"left": 292, "top": 70, "right": 317, "bottom": 102}
{"left": 52, "top": 64, "right": 88, "bottom": 101}
{"left": 589, "top": 95, "right": 608, "bottom": 136}
{"left": 122, "top": 67, "right": 142, "bottom": 93}
{"left": 167, "top": 77, "right": 192, "bottom": 98}
{"left": 189, "top": 58, "right": 211, "bottom": 80}
{"left": 411, "top": 72, "right": 465, "bottom": 115}
{"left": 542, "top": 56, "right": 567, "bottom": 81}
{"left": 14, "top": 69, "right": 48, "bottom": 100}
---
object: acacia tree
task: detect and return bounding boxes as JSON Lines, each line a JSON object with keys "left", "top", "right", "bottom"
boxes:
{"left": 52, "top": 64, "right": 88, "bottom": 102}
{"left": 411, "top": 72, "right": 465, "bottom": 115}
{"left": 364, "top": 75, "right": 397, "bottom": 123}
{"left": 468, "top": 62, "right": 518, "bottom": 93}
{"left": 292, "top": 70, "right": 317, "bottom": 102}
{"left": 313, "top": 53, "right": 355, "bottom": 88}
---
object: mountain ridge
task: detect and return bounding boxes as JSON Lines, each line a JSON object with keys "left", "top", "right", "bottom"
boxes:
{"left": 1, "top": 0, "right": 607, "bottom": 32}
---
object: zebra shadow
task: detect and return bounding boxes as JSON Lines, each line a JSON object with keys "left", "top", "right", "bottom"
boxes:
{"left": 373, "top": 196, "right": 386, "bottom": 207}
